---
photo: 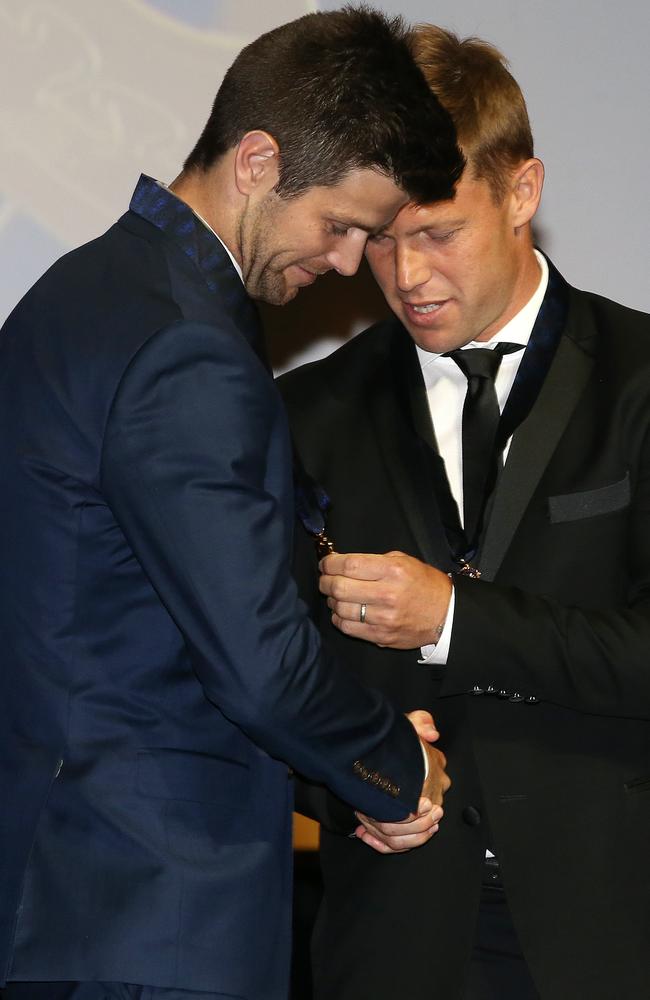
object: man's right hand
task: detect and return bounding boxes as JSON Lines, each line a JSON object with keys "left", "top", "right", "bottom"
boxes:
{"left": 410, "top": 708, "right": 451, "bottom": 807}
{"left": 353, "top": 709, "right": 450, "bottom": 853}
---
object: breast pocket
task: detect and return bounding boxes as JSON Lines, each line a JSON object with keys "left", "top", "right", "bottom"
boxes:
{"left": 548, "top": 472, "right": 630, "bottom": 523}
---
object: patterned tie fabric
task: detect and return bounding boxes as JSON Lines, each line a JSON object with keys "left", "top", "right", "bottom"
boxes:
{"left": 445, "top": 343, "right": 523, "bottom": 553}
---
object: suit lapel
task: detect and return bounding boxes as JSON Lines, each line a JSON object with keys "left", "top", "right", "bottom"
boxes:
{"left": 479, "top": 303, "right": 595, "bottom": 581}
{"left": 368, "top": 328, "right": 457, "bottom": 572}
{"left": 126, "top": 174, "right": 268, "bottom": 369}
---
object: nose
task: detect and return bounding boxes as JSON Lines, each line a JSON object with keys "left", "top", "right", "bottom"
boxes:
{"left": 325, "top": 231, "right": 367, "bottom": 277}
{"left": 396, "top": 245, "right": 431, "bottom": 293}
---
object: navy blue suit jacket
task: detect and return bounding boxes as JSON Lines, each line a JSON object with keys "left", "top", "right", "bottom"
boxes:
{"left": 0, "top": 176, "right": 423, "bottom": 998}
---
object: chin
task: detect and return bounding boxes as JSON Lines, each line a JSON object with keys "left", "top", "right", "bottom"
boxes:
{"left": 278, "top": 284, "right": 299, "bottom": 305}
{"left": 408, "top": 329, "right": 447, "bottom": 354}
{"left": 250, "top": 276, "right": 292, "bottom": 307}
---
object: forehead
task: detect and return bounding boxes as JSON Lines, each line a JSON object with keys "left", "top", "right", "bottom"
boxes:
{"left": 383, "top": 173, "right": 496, "bottom": 236}
{"left": 298, "top": 167, "right": 407, "bottom": 227}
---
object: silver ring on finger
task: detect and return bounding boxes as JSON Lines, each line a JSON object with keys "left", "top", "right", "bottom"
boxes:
{"left": 359, "top": 602, "right": 367, "bottom": 624}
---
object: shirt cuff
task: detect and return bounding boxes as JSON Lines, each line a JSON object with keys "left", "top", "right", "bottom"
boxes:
{"left": 418, "top": 586, "right": 455, "bottom": 665}
{"left": 421, "top": 737, "right": 430, "bottom": 780}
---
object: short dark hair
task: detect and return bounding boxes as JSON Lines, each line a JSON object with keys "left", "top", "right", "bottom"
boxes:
{"left": 184, "top": 5, "right": 464, "bottom": 204}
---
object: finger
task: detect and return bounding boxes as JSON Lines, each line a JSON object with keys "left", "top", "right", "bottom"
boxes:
{"left": 355, "top": 823, "right": 439, "bottom": 853}
{"left": 354, "top": 825, "right": 405, "bottom": 854}
{"left": 329, "top": 612, "right": 417, "bottom": 651}
{"left": 356, "top": 808, "right": 442, "bottom": 837}
{"left": 326, "top": 599, "right": 374, "bottom": 624}
{"left": 409, "top": 709, "right": 435, "bottom": 729}
{"left": 319, "top": 573, "right": 383, "bottom": 605}
{"left": 319, "top": 552, "right": 393, "bottom": 582}
{"left": 408, "top": 709, "right": 440, "bottom": 742}
{"left": 416, "top": 800, "right": 445, "bottom": 825}
{"left": 329, "top": 613, "right": 392, "bottom": 643}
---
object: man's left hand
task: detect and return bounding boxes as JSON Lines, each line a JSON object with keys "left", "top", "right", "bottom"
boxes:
{"left": 354, "top": 795, "right": 444, "bottom": 854}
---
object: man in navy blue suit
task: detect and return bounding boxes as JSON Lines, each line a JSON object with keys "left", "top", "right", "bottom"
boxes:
{"left": 0, "top": 9, "right": 464, "bottom": 1000}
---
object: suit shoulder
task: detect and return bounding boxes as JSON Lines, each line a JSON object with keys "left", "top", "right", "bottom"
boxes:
{"left": 572, "top": 286, "right": 650, "bottom": 340}
{"left": 9, "top": 220, "right": 183, "bottom": 359}
{"left": 277, "top": 318, "right": 401, "bottom": 405}
{"left": 568, "top": 286, "right": 650, "bottom": 394}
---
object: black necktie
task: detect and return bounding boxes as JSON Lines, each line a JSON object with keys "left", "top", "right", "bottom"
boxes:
{"left": 445, "top": 343, "right": 524, "bottom": 554}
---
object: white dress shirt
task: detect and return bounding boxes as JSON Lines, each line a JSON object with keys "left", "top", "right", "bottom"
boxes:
{"left": 419, "top": 250, "right": 549, "bottom": 663}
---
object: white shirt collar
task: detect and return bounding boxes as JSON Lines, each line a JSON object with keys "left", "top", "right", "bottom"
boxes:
{"left": 190, "top": 207, "right": 244, "bottom": 285}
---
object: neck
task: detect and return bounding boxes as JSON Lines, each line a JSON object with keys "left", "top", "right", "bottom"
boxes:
{"left": 476, "top": 239, "right": 542, "bottom": 343}
{"left": 169, "top": 161, "right": 242, "bottom": 267}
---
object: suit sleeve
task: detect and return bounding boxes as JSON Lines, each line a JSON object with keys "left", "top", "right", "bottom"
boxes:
{"left": 442, "top": 421, "right": 650, "bottom": 719}
{"left": 100, "top": 320, "right": 423, "bottom": 820}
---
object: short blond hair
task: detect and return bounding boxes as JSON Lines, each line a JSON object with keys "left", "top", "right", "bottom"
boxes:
{"left": 410, "top": 25, "right": 533, "bottom": 201}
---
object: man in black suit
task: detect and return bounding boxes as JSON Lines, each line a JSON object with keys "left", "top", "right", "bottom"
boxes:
{"left": 0, "top": 11, "right": 464, "bottom": 1000}
{"left": 280, "top": 25, "right": 650, "bottom": 1000}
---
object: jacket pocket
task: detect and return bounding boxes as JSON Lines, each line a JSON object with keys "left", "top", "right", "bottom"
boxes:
{"left": 548, "top": 472, "right": 630, "bottom": 523}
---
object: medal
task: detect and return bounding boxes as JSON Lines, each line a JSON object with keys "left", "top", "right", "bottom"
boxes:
{"left": 457, "top": 559, "right": 481, "bottom": 579}
{"left": 313, "top": 528, "right": 335, "bottom": 560}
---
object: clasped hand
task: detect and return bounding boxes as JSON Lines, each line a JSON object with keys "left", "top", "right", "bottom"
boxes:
{"left": 318, "top": 551, "right": 453, "bottom": 854}
{"left": 353, "top": 710, "right": 450, "bottom": 855}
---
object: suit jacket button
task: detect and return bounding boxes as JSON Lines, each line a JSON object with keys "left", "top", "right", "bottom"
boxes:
{"left": 497, "top": 689, "right": 510, "bottom": 699}
{"left": 470, "top": 685, "right": 484, "bottom": 696}
{"left": 462, "top": 806, "right": 482, "bottom": 827}
{"left": 486, "top": 686, "right": 496, "bottom": 695}
{"left": 526, "top": 695, "right": 539, "bottom": 704}
{"left": 509, "top": 693, "right": 525, "bottom": 703}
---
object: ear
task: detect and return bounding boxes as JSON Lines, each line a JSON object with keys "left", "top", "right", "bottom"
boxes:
{"left": 234, "top": 130, "right": 280, "bottom": 196}
{"left": 509, "top": 158, "right": 544, "bottom": 229}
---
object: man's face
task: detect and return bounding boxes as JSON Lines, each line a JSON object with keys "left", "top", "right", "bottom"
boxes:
{"left": 240, "top": 168, "right": 407, "bottom": 306}
{"left": 365, "top": 170, "right": 536, "bottom": 353}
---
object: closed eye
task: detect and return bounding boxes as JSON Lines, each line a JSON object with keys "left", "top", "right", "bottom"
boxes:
{"left": 425, "top": 229, "right": 458, "bottom": 243}
{"left": 327, "top": 223, "right": 350, "bottom": 238}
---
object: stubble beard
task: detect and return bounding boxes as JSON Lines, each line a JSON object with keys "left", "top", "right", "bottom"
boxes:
{"left": 239, "top": 199, "right": 290, "bottom": 306}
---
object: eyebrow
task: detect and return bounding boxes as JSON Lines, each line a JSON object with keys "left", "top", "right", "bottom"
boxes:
{"left": 383, "top": 217, "right": 466, "bottom": 238}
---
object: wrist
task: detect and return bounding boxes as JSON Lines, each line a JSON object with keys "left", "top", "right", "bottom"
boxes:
{"left": 432, "top": 575, "right": 453, "bottom": 643}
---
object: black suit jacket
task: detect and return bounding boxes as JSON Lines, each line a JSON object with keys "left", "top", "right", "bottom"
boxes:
{"left": 0, "top": 175, "right": 425, "bottom": 998}
{"left": 279, "top": 276, "right": 650, "bottom": 1000}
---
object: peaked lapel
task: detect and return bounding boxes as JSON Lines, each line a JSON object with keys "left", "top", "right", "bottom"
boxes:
{"left": 367, "top": 326, "right": 457, "bottom": 572}
{"left": 479, "top": 304, "right": 595, "bottom": 581}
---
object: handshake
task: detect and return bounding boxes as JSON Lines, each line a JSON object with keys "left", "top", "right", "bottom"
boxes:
{"left": 354, "top": 709, "right": 450, "bottom": 855}
{"left": 318, "top": 548, "right": 455, "bottom": 856}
